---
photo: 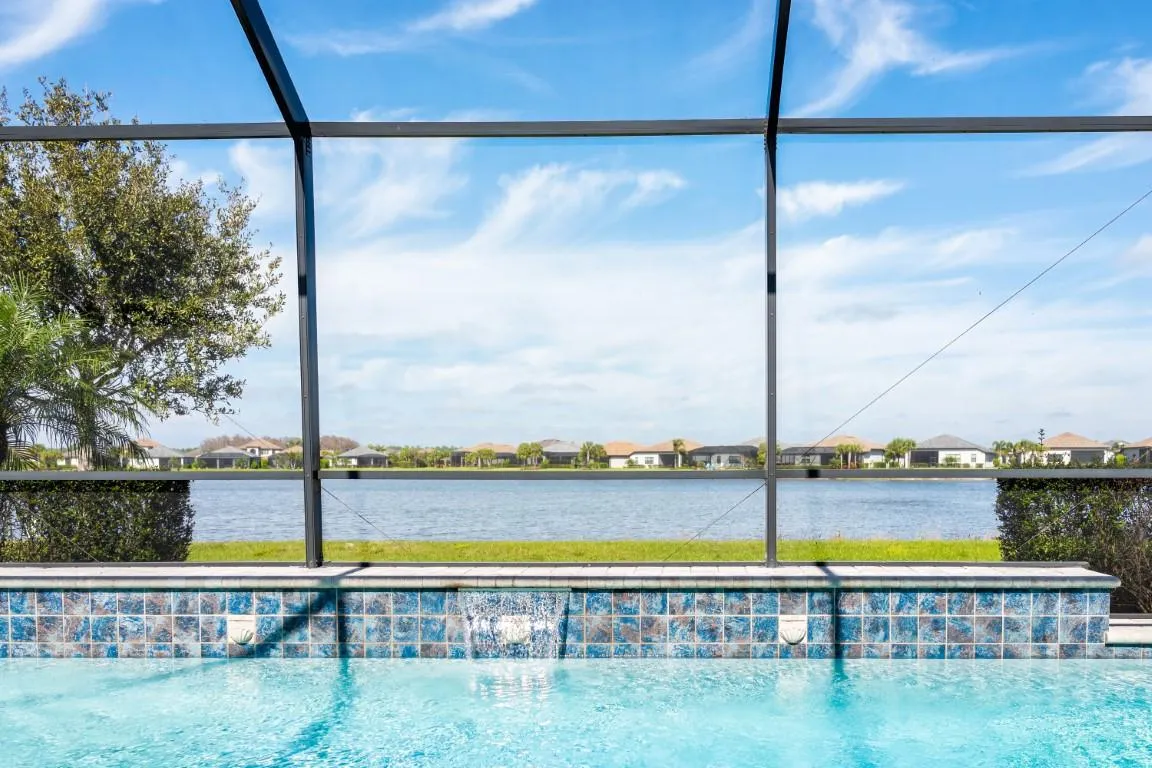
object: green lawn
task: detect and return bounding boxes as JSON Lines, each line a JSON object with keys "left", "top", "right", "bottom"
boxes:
{"left": 188, "top": 539, "right": 1001, "bottom": 563}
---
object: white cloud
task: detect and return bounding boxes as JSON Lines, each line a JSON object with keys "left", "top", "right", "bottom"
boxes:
{"left": 228, "top": 142, "right": 293, "bottom": 221}
{"left": 778, "top": 179, "right": 903, "bottom": 221}
{"left": 289, "top": 0, "right": 536, "bottom": 56}
{"left": 686, "top": 0, "right": 772, "bottom": 78}
{"left": 0, "top": 0, "right": 106, "bottom": 67}
{"left": 794, "top": 0, "right": 1022, "bottom": 116}
{"left": 1030, "top": 58, "right": 1152, "bottom": 175}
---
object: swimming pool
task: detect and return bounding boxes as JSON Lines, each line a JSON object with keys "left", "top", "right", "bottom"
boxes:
{"left": 2, "top": 659, "right": 1150, "bottom": 767}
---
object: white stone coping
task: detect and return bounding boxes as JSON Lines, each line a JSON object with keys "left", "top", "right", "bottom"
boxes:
{"left": 1106, "top": 617, "right": 1152, "bottom": 646}
{"left": 0, "top": 564, "right": 1120, "bottom": 590}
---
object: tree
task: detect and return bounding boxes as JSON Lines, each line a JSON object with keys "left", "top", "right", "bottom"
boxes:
{"left": 395, "top": 446, "right": 420, "bottom": 468}
{"left": 578, "top": 441, "right": 606, "bottom": 468}
{"left": 885, "top": 437, "right": 916, "bottom": 468}
{"left": 756, "top": 442, "right": 767, "bottom": 467}
{"left": 475, "top": 448, "right": 497, "bottom": 467}
{"left": 992, "top": 440, "right": 1015, "bottom": 465}
{"left": 516, "top": 441, "right": 543, "bottom": 468}
{"left": 424, "top": 446, "right": 452, "bottom": 468}
{"left": 0, "top": 280, "right": 145, "bottom": 468}
{"left": 0, "top": 80, "right": 284, "bottom": 434}
{"left": 671, "top": 438, "right": 685, "bottom": 469}
{"left": 835, "top": 442, "right": 863, "bottom": 469}
{"left": 319, "top": 435, "right": 359, "bottom": 453}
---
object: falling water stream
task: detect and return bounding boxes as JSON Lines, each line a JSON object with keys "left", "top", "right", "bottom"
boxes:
{"left": 461, "top": 591, "right": 570, "bottom": 659}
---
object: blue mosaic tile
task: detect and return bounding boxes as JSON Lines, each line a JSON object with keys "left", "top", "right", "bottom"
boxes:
{"left": 586, "top": 617, "right": 612, "bottom": 644}
{"left": 1087, "top": 591, "right": 1110, "bottom": 616}
{"left": 198, "top": 592, "right": 224, "bottom": 615}
{"left": 975, "top": 644, "right": 1001, "bottom": 660}
{"left": 338, "top": 616, "right": 365, "bottom": 643}
{"left": 1003, "top": 617, "right": 1030, "bottom": 644}
{"left": 918, "top": 592, "right": 946, "bottom": 615}
{"left": 90, "top": 616, "right": 117, "bottom": 643}
{"left": 725, "top": 591, "right": 750, "bottom": 616}
{"left": 257, "top": 616, "right": 282, "bottom": 643}
{"left": 282, "top": 615, "right": 310, "bottom": 643}
{"left": 919, "top": 643, "right": 945, "bottom": 660}
{"left": 641, "top": 616, "right": 667, "bottom": 643}
{"left": 725, "top": 616, "right": 751, "bottom": 643}
{"left": 422, "top": 644, "right": 449, "bottom": 659}
{"left": 696, "top": 592, "right": 724, "bottom": 615}
{"left": 780, "top": 591, "right": 806, "bottom": 615}
{"left": 974, "top": 592, "right": 1002, "bottom": 616}
{"left": 93, "top": 643, "right": 118, "bottom": 658}
{"left": 118, "top": 593, "right": 145, "bottom": 615}
{"left": 947, "top": 592, "right": 974, "bottom": 615}
{"left": 445, "top": 615, "right": 466, "bottom": 644}
{"left": 62, "top": 616, "right": 89, "bottom": 643}
{"left": 696, "top": 616, "right": 722, "bottom": 643}
{"left": 892, "top": 591, "right": 918, "bottom": 615}
{"left": 37, "top": 616, "right": 63, "bottom": 643}
{"left": 1032, "top": 617, "right": 1058, "bottom": 644}
{"left": 200, "top": 617, "right": 226, "bottom": 644}
{"left": 613, "top": 592, "right": 640, "bottom": 616}
{"left": 8, "top": 591, "right": 33, "bottom": 615}
{"left": 722, "top": 643, "right": 750, "bottom": 659}
{"left": 174, "top": 616, "right": 199, "bottom": 643}
{"left": 1087, "top": 616, "right": 1108, "bottom": 644}
{"left": 0, "top": 617, "right": 7, "bottom": 643}
{"left": 11, "top": 617, "right": 34, "bottom": 642}
{"left": 807, "top": 591, "right": 833, "bottom": 616}
{"left": 919, "top": 617, "right": 946, "bottom": 644}
{"left": 420, "top": 617, "right": 446, "bottom": 644}
{"left": 864, "top": 591, "right": 890, "bottom": 615}
{"left": 841, "top": 644, "right": 862, "bottom": 659}
{"left": 751, "top": 642, "right": 778, "bottom": 658}
{"left": 281, "top": 591, "right": 309, "bottom": 616}
{"left": 641, "top": 644, "right": 666, "bottom": 658}
{"left": 63, "top": 591, "right": 91, "bottom": 616}
{"left": 391, "top": 616, "right": 417, "bottom": 644}
{"left": 37, "top": 591, "right": 63, "bottom": 615}
{"left": 806, "top": 616, "right": 831, "bottom": 645}
{"left": 863, "top": 616, "right": 890, "bottom": 643}
{"left": 252, "top": 643, "right": 281, "bottom": 658}
{"left": 12, "top": 643, "right": 37, "bottom": 658}
{"left": 227, "top": 592, "right": 254, "bottom": 615}
{"left": 172, "top": 592, "right": 198, "bottom": 615}
{"left": 309, "top": 591, "right": 336, "bottom": 616}
{"left": 836, "top": 591, "right": 862, "bottom": 615}
{"left": 336, "top": 643, "right": 364, "bottom": 659}
{"left": 1003, "top": 643, "right": 1030, "bottom": 659}
{"left": 145, "top": 592, "right": 172, "bottom": 615}
{"left": 563, "top": 617, "right": 585, "bottom": 645}
{"left": 612, "top": 644, "right": 639, "bottom": 658}
{"left": 420, "top": 591, "right": 446, "bottom": 616}
{"left": 91, "top": 592, "right": 120, "bottom": 615}
{"left": 313, "top": 644, "right": 340, "bottom": 658}
{"left": 668, "top": 592, "right": 695, "bottom": 615}
{"left": 892, "top": 616, "right": 918, "bottom": 644}
{"left": 444, "top": 592, "right": 459, "bottom": 615}
{"left": 566, "top": 592, "right": 585, "bottom": 616}
{"left": 364, "top": 616, "right": 389, "bottom": 643}
{"left": 145, "top": 616, "right": 172, "bottom": 644}
{"left": 586, "top": 643, "right": 611, "bottom": 658}
{"left": 1059, "top": 591, "right": 1088, "bottom": 616}
{"left": 892, "top": 644, "right": 918, "bottom": 659}
{"left": 1059, "top": 643, "right": 1086, "bottom": 659}
{"left": 1032, "top": 591, "right": 1059, "bottom": 616}
{"left": 562, "top": 644, "right": 585, "bottom": 659}
{"left": 974, "top": 617, "right": 1002, "bottom": 644}
{"left": 641, "top": 592, "right": 667, "bottom": 616}
{"left": 362, "top": 591, "right": 391, "bottom": 615}
{"left": 668, "top": 617, "right": 694, "bottom": 643}
{"left": 863, "top": 644, "right": 891, "bottom": 660}
{"left": 779, "top": 644, "right": 806, "bottom": 659}
{"left": 695, "top": 644, "right": 722, "bottom": 659}
{"left": 147, "top": 644, "right": 173, "bottom": 659}
{"left": 338, "top": 591, "right": 364, "bottom": 616}
{"left": 752, "top": 616, "right": 778, "bottom": 644}
{"left": 1059, "top": 616, "right": 1087, "bottom": 644}
{"left": 587, "top": 592, "right": 613, "bottom": 615}
{"left": 946, "top": 644, "right": 974, "bottom": 659}
{"left": 669, "top": 643, "right": 693, "bottom": 658}
{"left": 255, "top": 592, "right": 282, "bottom": 615}
{"left": 614, "top": 617, "right": 640, "bottom": 644}
{"left": 751, "top": 591, "right": 779, "bottom": 615}
{"left": 837, "top": 617, "right": 862, "bottom": 644}
{"left": 0, "top": 591, "right": 7, "bottom": 615}
{"left": 946, "top": 617, "right": 973, "bottom": 645}
{"left": 284, "top": 643, "right": 311, "bottom": 659}
{"left": 121, "top": 643, "right": 148, "bottom": 658}
{"left": 449, "top": 644, "right": 468, "bottom": 659}
{"left": 359, "top": 643, "right": 388, "bottom": 659}
{"left": 1003, "top": 591, "right": 1031, "bottom": 616}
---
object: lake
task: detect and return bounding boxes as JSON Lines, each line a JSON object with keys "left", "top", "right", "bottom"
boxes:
{"left": 187, "top": 478, "right": 998, "bottom": 542}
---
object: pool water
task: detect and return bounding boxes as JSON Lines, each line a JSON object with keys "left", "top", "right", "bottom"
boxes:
{"left": 1, "top": 660, "right": 1150, "bottom": 767}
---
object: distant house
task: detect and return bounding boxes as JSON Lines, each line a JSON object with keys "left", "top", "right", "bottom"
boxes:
{"left": 779, "top": 435, "right": 884, "bottom": 467}
{"left": 240, "top": 438, "right": 284, "bottom": 459}
{"left": 1123, "top": 438, "right": 1152, "bottom": 465}
{"left": 195, "top": 446, "right": 249, "bottom": 468}
{"left": 689, "top": 444, "right": 759, "bottom": 469}
{"left": 1043, "top": 432, "right": 1111, "bottom": 465}
{"left": 453, "top": 443, "right": 517, "bottom": 467}
{"left": 539, "top": 439, "right": 580, "bottom": 466}
{"left": 910, "top": 435, "right": 994, "bottom": 468}
{"left": 128, "top": 443, "right": 191, "bottom": 470}
{"left": 604, "top": 441, "right": 643, "bottom": 469}
{"left": 629, "top": 439, "right": 703, "bottom": 468}
{"left": 337, "top": 446, "right": 389, "bottom": 468}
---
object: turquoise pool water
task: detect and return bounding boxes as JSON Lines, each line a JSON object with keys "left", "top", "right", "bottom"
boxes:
{"left": 1, "top": 660, "right": 1150, "bottom": 767}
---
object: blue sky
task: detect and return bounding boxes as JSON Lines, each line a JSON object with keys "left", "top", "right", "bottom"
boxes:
{"left": 2, "top": 0, "right": 1152, "bottom": 449}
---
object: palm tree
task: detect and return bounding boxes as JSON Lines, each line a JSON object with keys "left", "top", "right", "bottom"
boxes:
{"left": 992, "top": 440, "right": 1015, "bottom": 466}
{"left": 885, "top": 437, "right": 916, "bottom": 468}
{"left": 579, "top": 441, "right": 606, "bottom": 468}
{"left": 671, "top": 438, "right": 685, "bottom": 469}
{"left": 0, "top": 281, "right": 145, "bottom": 469}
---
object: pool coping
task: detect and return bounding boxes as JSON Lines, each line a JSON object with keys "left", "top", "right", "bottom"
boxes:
{"left": 0, "top": 564, "right": 1120, "bottom": 590}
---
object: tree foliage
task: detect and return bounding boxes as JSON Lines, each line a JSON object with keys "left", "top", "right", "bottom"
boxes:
{"left": 0, "top": 80, "right": 284, "bottom": 423}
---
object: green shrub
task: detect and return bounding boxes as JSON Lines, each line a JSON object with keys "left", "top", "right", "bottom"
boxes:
{"left": 0, "top": 480, "right": 195, "bottom": 562}
{"left": 996, "top": 478, "right": 1152, "bottom": 612}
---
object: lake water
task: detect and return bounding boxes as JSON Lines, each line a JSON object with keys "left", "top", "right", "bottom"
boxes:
{"left": 187, "top": 479, "right": 998, "bottom": 542}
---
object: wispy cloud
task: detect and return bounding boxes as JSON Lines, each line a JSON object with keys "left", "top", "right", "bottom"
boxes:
{"left": 778, "top": 179, "right": 904, "bottom": 221}
{"left": 290, "top": 0, "right": 537, "bottom": 56}
{"left": 686, "top": 0, "right": 772, "bottom": 79}
{"left": 1029, "top": 58, "right": 1152, "bottom": 175}
{"left": 794, "top": 0, "right": 1022, "bottom": 116}
{"left": 0, "top": 0, "right": 121, "bottom": 67}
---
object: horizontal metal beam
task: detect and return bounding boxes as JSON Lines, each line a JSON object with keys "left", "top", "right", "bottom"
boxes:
{"left": 0, "top": 124, "right": 291, "bottom": 142}
{"left": 779, "top": 468, "right": 1152, "bottom": 479}
{"left": 309, "top": 119, "right": 766, "bottom": 138}
{"left": 779, "top": 116, "right": 1152, "bottom": 135}
{"left": 320, "top": 469, "right": 765, "bottom": 480}
{"left": 0, "top": 471, "right": 303, "bottom": 481}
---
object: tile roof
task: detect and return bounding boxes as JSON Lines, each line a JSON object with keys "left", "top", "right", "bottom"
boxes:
{"left": 637, "top": 438, "right": 703, "bottom": 453}
{"left": 240, "top": 438, "right": 284, "bottom": 450}
{"left": 199, "top": 446, "right": 249, "bottom": 457}
{"left": 914, "top": 434, "right": 991, "bottom": 452}
{"left": 1043, "top": 432, "right": 1108, "bottom": 450}
{"left": 339, "top": 446, "right": 388, "bottom": 457}
{"left": 1125, "top": 437, "right": 1152, "bottom": 448}
{"left": 792, "top": 434, "right": 884, "bottom": 452}
{"left": 145, "top": 445, "right": 186, "bottom": 459}
{"left": 461, "top": 442, "right": 517, "bottom": 454}
{"left": 604, "top": 441, "right": 643, "bottom": 457}
{"left": 134, "top": 438, "right": 160, "bottom": 449}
